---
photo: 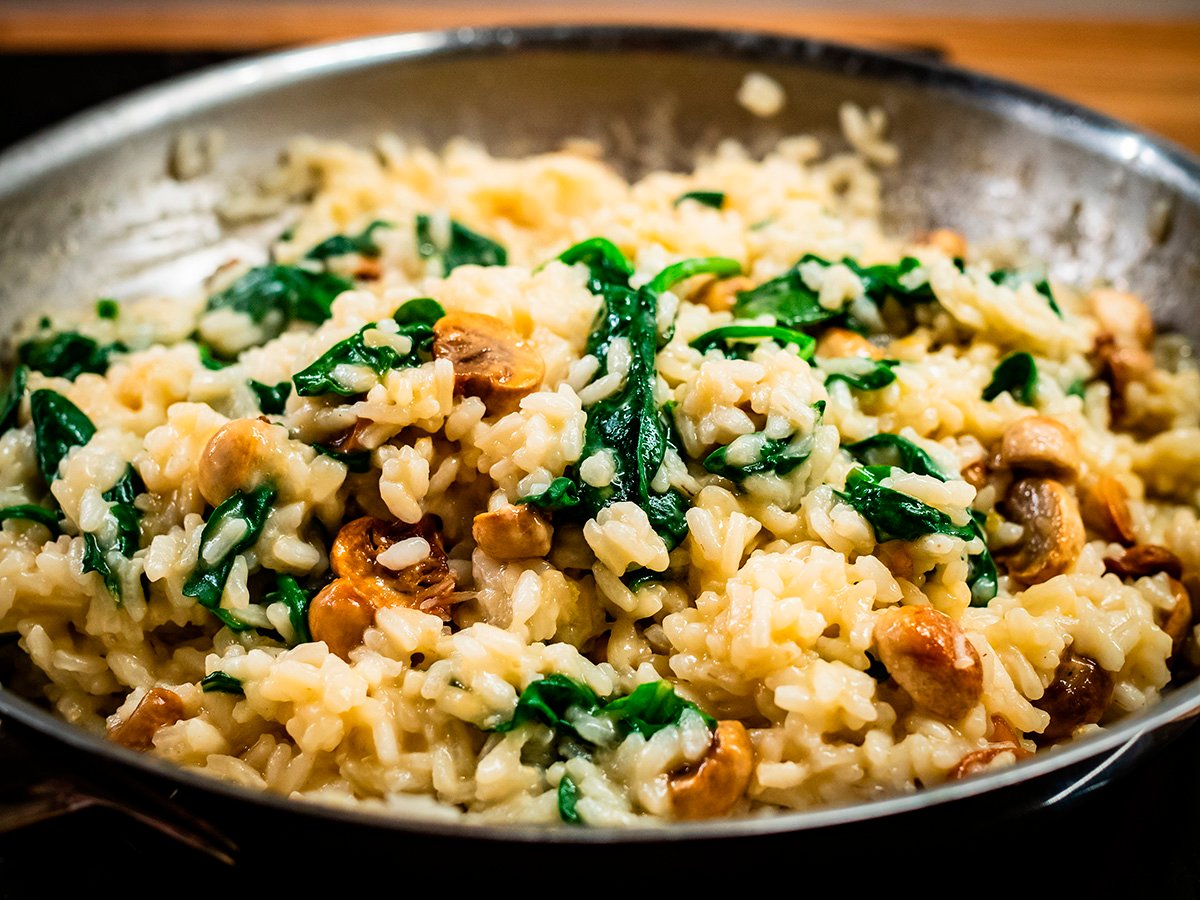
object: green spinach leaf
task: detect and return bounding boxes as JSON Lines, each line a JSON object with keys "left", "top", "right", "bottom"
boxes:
{"left": 966, "top": 510, "right": 998, "bottom": 606}
{"left": 312, "top": 444, "right": 371, "bottom": 473}
{"left": 182, "top": 483, "right": 276, "bottom": 631}
{"left": 292, "top": 297, "right": 445, "bottom": 397}
{"left": 824, "top": 358, "right": 899, "bottom": 391}
{"left": 0, "top": 365, "right": 27, "bottom": 434}
{"left": 206, "top": 264, "right": 352, "bottom": 327}
{"left": 0, "top": 504, "right": 60, "bottom": 530}
{"left": 415, "top": 215, "right": 507, "bottom": 273}
{"left": 601, "top": 680, "right": 716, "bottom": 737}
{"left": 81, "top": 465, "right": 144, "bottom": 601}
{"left": 991, "top": 270, "right": 1062, "bottom": 318}
{"left": 517, "top": 476, "right": 581, "bottom": 511}
{"left": 200, "top": 671, "right": 245, "bottom": 695}
{"left": 19, "top": 332, "right": 126, "bottom": 380}
{"left": 305, "top": 220, "right": 392, "bottom": 260}
{"left": 689, "top": 324, "right": 816, "bottom": 360}
{"left": 248, "top": 380, "right": 291, "bottom": 415}
{"left": 264, "top": 573, "right": 313, "bottom": 646}
{"left": 982, "top": 352, "right": 1038, "bottom": 404}
{"left": 844, "top": 433, "right": 948, "bottom": 480}
{"left": 557, "top": 774, "right": 583, "bottom": 825}
{"left": 704, "top": 431, "right": 815, "bottom": 482}
{"left": 96, "top": 299, "right": 120, "bottom": 320}
{"left": 673, "top": 190, "right": 726, "bottom": 209}
{"left": 838, "top": 466, "right": 974, "bottom": 543}
{"left": 30, "top": 390, "right": 95, "bottom": 482}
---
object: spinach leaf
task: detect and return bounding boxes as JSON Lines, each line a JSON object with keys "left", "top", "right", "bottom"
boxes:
{"left": 264, "top": 573, "right": 313, "bottom": 646}
{"left": 602, "top": 680, "right": 716, "bottom": 737}
{"left": 982, "top": 352, "right": 1038, "bottom": 404}
{"left": 846, "top": 256, "right": 936, "bottom": 304}
{"left": 990, "top": 270, "right": 1062, "bottom": 318}
{"left": 689, "top": 324, "right": 816, "bottom": 360}
{"left": 704, "top": 432, "right": 814, "bottom": 481}
{"left": 415, "top": 215, "right": 507, "bottom": 273}
{"left": 557, "top": 774, "right": 583, "bottom": 825}
{"left": 248, "top": 380, "right": 291, "bottom": 415}
{"left": 200, "top": 671, "right": 245, "bottom": 695}
{"left": 182, "top": 483, "right": 276, "bottom": 631}
{"left": 838, "top": 466, "right": 974, "bottom": 544}
{"left": 823, "top": 358, "right": 899, "bottom": 391}
{"left": 490, "top": 674, "right": 714, "bottom": 744}
{"left": 196, "top": 342, "right": 232, "bottom": 370}
{"left": 292, "top": 297, "right": 445, "bottom": 397}
{"left": 206, "top": 264, "right": 352, "bottom": 327}
{"left": 305, "top": 220, "right": 392, "bottom": 261}
{"left": 844, "top": 433, "right": 948, "bottom": 480}
{"left": 30, "top": 390, "right": 95, "bottom": 482}
{"left": 966, "top": 510, "right": 998, "bottom": 606}
{"left": 81, "top": 465, "right": 144, "bottom": 601}
{"left": 0, "top": 504, "right": 60, "bottom": 531}
{"left": 523, "top": 242, "right": 739, "bottom": 556}
{"left": 517, "top": 476, "right": 581, "bottom": 511}
{"left": 0, "top": 365, "right": 27, "bottom": 434}
{"left": 312, "top": 444, "right": 371, "bottom": 473}
{"left": 674, "top": 190, "right": 726, "bottom": 209}
{"left": 96, "top": 299, "right": 120, "bottom": 320}
{"left": 1066, "top": 378, "right": 1087, "bottom": 400}
{"left": 19, "top": 331, "right": 126, "bottom": 380}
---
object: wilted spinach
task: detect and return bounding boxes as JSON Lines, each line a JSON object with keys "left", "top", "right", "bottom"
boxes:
{"left": 81, "top": 465, "right": 144, "bottom": 601}
{"left": 18, "top": 331, "right": 126, "bottom": 380}
{"left": 558, "top": 774, "right": 583, "bottom": 825}
{"left": 518, "top": 476, "right": 581, "bottom": 511}
{"left": 520, "top": 239, "right": 738, "bottom": 558}
{"left": 990, "top": 270, "right": 1062, "bottom": 318}
{"left": 29, "top": 390, "right": 95, "bottom": 482}
{"left": 415, "top": 215, "right": 507, "bottom": 273}
{"left": 982, "top": 352, "right": 1038, "bottom": 404}
{"left": 823, "top": 358, "right": 899, "bottom": 391}
{"left": 264, "top": 573, "right": 313, "bottom": 646}
{"left": 674, "top": 190, "right": 726, "bottom": 209}
{"left": 206, "top": 264, "right": 352, "bottom": 328}
{"left": 490, "top": 674, "right": 715, "bottom": 743}
{"left": 704, "top": 403, "right": 824, "bottom": 482}
{"left": 844, "top": 433, "right": 947, "bottom": 480}
{"left": 200, "top": 671, "right": 245, "bottom": 695}
{"left": 292, "top": 297, "right": 445, "bottom": 397}
{"left": 0, "top": 365, "right": 27, "bottom": 433}
{"left": 305, "top": 220, "right": 392, "bottom": 261}
{"left": 182, "top": 483, "right": 276, "bottom": 631}
{"left": 689, "top": 324, "right": 815, "bottom": 360}
{"left": 312, "top": 444, "right": 371, "bottom": 473}
{"left": 248, "top": 380, "right": 291, "bottom": 415}
{"left": 0, "top": 504, "right": 60, "bottom": 531}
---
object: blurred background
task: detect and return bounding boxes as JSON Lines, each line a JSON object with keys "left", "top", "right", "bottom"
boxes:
{"left": 2, "top": 0, "right": 1199, "bottom": 150}
{"left": 1, "top": 0, "right": 1199, "bottom": 893}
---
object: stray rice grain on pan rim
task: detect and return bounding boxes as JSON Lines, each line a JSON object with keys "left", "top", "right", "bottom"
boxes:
{"left": 2, "top": 88, "right": 1198, "bottom": 827}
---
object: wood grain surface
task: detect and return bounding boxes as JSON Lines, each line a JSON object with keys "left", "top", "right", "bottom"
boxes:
{"left": 2, "top": 3, "right": 1198, "bottom": 151}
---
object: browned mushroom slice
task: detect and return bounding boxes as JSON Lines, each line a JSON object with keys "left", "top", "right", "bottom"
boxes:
{"left": 1090, "top": 288, "right": 1154, "bottom": 349}
{"left": 330, "top": 515, "right": 457, "bottom": 619}
{"left": 872, "top": 606, "right": 983, "bottom": 720}
{"left": 432, "top": 311, "right": 544, "bottom": 416}
{"left": 1033, "top": 653, "right": 1113, "bottom": 743}
{"left": 998, "top": 416, "right": 1081, "bottom": 482}
{"left": 1103, "top": 544, "right": 1183, "bottom": 580}
{"left": 668, "top": 720, "right": 755, "bottom": 820}
{"left": 816, "top": 327, "right": 883, "bottom": 360}
{"left": 326, "top": 417, "right": 372, "bottom": 454}
{"left": 1161, "top": 577, "right": 1194, "bottom": 660}
{"left": 308, "top": 578, "right": 376, "bottom": 659}
{"left": 472, "top": 505, "right": 553, "bottom": 560}
{"left": 921, "top": 228, "right": 968, "bottom": 259}
{"left": 108, "top": 688, "right": 186, "bottom": 751}
{"left": 947, "top": 744, "right": 1021, "bottom": 781}
{"left": 1003, "top": 478, "right": 1086, "bottom": 585}
{"left": 197, "top": 417, "right": 277, "bottom": 506}
{"left": 1078, "top": 474, "right": 1136, "bottom": 545}
{"left": 689, "top": 274, "right": 754, "bottom": 312}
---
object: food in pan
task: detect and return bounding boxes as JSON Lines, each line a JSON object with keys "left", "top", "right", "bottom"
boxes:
{"left": 1, "top": 106, "right": 1196, "bottom": 825}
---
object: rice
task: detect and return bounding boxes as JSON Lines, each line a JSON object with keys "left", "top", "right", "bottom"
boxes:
{"left": 1, "top": 102, "right": 1196, "bottom": 828}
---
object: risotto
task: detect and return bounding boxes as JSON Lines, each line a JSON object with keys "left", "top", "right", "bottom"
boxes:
{"left": 1, "top": 103, "right": 1197, "bottom": 826}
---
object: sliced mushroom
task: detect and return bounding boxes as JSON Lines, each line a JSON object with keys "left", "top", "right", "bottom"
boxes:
{"left": 668, "top": 720, "right": 755, "bottom": 820}
{"left": 197, "top": 417, "right": 277, "bottom": 506}
{"left": 432, "top": 311, "right": 544, "bottom": 416}
{"left": 1002, "top": 478, "right": 1086, "bottom": 585}
{"left": 1104, "top": 544, "right": 1183, "bottom": 580}
{"left": 1161, "top": 577, "right": 1194, "bottom": 659}
{"left": 330, "top": 515, "right": 457, "bottom": 619}
{"left": 1033, "top": 653, "right": 1113, "bottom": 743}
{"left": 108, "top": 688, "right": 186, "bottom": 751}
{"left": 922, "top": 228, "right": 968, "bottom": 259}
{"left": 816, "top": 327, "right": 883, "bottom": 360}
{"left": 472, "top": 505, "right": 553, "bottom": 560}
{"left": 947, "top": 745, "right": 1021, "bottom": 781}
{"left": 998, "top": 416, "right": 1081, "bottom": 482}
{"left": 326, "top": 417, "right": 372, "bottom": 454}
{"left": 308, "top": 578, "right": 376, "bottom": 659}
{"left": 689, "top": 274, "right": 753, "bottom": 312}
{"left": 1078, "top": 474, "right": 1136, "bottom": 545}
{"left": 1090, "top": 288, "right": 1154, "bottom": 349}
{"left": 873, "top": 606, "right": 983, "bottom": 720}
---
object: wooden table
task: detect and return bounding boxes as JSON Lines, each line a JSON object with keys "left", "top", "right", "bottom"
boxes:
{"left": 2, "top": 2, "right": 1199, "bottom": 152}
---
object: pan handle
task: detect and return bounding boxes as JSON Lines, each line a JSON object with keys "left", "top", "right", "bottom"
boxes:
{"left": 0, "top": 718, "right": 238, "bottom": 864}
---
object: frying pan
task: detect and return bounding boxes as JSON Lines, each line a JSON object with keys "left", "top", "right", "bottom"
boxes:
{"left": 1, "top": 25, "right": 1199, "bottom": 868}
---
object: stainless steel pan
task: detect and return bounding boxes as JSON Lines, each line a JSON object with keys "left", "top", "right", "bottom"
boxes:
{"left": 1, "top": 25, "right": 1198, "bottom": 864}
